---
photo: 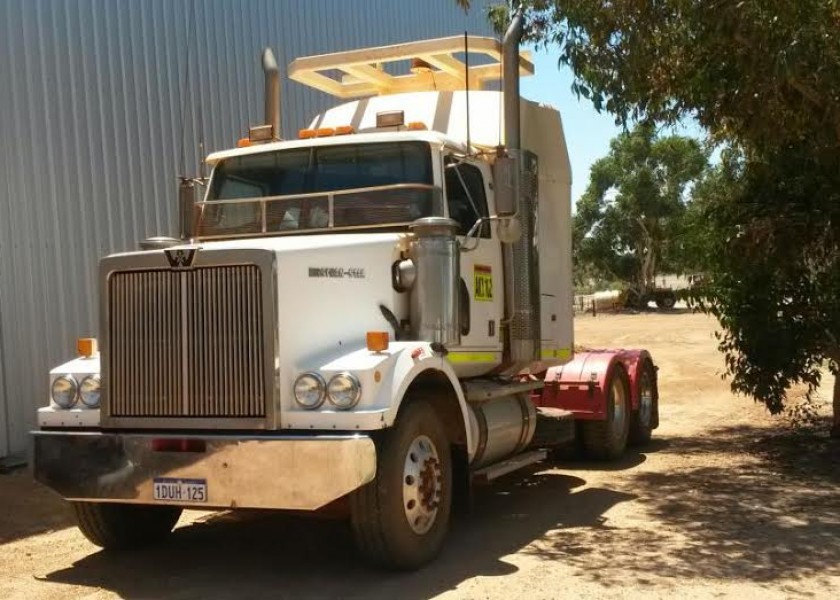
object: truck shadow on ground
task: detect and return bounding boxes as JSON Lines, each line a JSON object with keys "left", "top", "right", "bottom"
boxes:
{"left": 535, "top": 421, "right": 840, "bottom": 590}
{"left": 0, "top": 471, "right": 76, "bottom": 545}
{"left": 40, "top": 471, "right": 634, "bottom": 599}
{"left": 40, "top": 424, "right": 839, "bottom": 597}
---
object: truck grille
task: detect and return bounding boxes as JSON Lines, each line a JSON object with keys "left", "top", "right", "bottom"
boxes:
{"left": 107, "top": 265, "right": 266, "bottom": 419}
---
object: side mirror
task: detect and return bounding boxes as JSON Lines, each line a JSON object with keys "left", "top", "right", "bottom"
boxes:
{"left": 496, "top": 216, "right": 521, "bottom": 244}
{"left": 462, "top": 214, "right": 521, "bottom": 248}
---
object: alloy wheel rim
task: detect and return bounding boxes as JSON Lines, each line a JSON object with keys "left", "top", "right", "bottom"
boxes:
{"left": 611, "top": 377, "right": 627, "bottom": 438}
{"left": 402, "top": 434, "right": 442, "bottom": 535}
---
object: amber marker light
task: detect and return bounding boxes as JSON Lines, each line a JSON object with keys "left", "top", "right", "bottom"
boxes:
{"left": 334, "top": 125, "right": 356, "bottom": 135}
{"left": 366, "top": 331, "right": 389, "bottom": 353}
{"left": 407, "top": 121, "right": 427, "bottom": 131}
{"left": 237, "top": 137, "right": 252, "bottom": 147}
{"left": 315, "top": 127, "right": 336, "bottom": 137}
{"left": 298, "top": 128, "right": 316, "bottom": 139}
{"left": 77, "top": 337, "right": 98, "bottom": 358}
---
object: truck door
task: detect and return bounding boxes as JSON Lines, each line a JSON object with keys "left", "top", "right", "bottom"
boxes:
{"left": 443, "top": 155, "right": 503, "bottom": 372}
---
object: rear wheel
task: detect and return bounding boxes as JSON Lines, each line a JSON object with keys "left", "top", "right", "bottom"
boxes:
{"left": 629, "top": 359, "right": 658, "bottom": 445}
{"left": 655, "top": 291, "right": 676, "bottom": 309}
{"left": 582, "top": 364, "right": 631, "bottom": 460}
{"left": 350, "top": 400, "right": 452, "bottom": 569}
{"left": 72, "top": 502, "right": 182, "bottom": 550}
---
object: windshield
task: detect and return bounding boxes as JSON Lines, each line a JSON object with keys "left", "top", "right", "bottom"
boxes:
{"left": 197, "top": 141, "right": 437, "bottom": 238}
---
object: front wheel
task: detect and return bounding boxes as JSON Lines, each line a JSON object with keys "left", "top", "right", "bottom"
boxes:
{"left": 581, "top": 364, "right": 631, "bottom": 460}
{"left": 350, "top": 400, "right": 452, "bottom": 569}
{"left": 72, "top": 502, "right": 182, "bottom": 550}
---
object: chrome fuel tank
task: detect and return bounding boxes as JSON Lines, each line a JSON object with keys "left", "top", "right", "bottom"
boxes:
{"left": 468, "top": 393, "right": 536, "bottom": 469}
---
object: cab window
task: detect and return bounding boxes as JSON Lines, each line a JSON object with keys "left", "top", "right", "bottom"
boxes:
{"left": 198, "top": 141, "right": 436, "bottom": 237}
{"left": 444, "top": 157, "right": 490, "bottom": 238}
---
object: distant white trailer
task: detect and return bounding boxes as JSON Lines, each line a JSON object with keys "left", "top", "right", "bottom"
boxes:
{"left": 574, "top": 290, "right": 621, "bottom": 314}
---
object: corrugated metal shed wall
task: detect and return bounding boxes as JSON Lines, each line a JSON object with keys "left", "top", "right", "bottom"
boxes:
{"left": 0, "top": 0, "right": 493, "bottom": 457}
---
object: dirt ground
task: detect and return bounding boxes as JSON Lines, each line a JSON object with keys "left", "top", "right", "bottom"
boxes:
{"left": 1, "top": 312, "right": 838, "bottom": 599}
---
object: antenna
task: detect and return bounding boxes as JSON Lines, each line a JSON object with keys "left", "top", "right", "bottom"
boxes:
{"left": 177, "top": 0, "right": 196, "bottom": 177}
{"left": 464, "top": 31, "right": 472, "bottom": 155}
{"left": 498, "top": 33, "right": 503, "bottom": 149}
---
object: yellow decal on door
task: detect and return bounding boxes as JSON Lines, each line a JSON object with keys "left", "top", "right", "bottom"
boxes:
{"left": 474, "top": 265, "right": 493, "bottom": 301}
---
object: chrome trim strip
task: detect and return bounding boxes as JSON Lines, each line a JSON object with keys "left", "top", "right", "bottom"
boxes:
{"left": 200, "top": 182, "right": 435, "bottom": 205}
{"left": 194, "top": 182, "right": 438, "bottom": 241}
{"left": 180, "top": 271, "right": 189, "bottom": 415}
{"left": 195, "top": 222, "right": 416, "bottom": 241}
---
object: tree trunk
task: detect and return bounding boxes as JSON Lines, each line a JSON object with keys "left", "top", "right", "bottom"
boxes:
{"left": 636, "top": 217, "right": 656, "bottom": 291}
{"left": 832, "top": 374, "right": 840, "bottom": 438}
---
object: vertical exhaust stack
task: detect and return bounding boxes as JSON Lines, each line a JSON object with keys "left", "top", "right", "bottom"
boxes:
{"left": 262, "top": 48, "right": 282, "bottom": 140}
{"left": 503, "top": 8, "right": 523, "bottom": 151}
{"left": 502, "top": 6, "right": 542, "bottom": 370}
{"left": 178, "top": 177, "right": 197, "bottom": 240}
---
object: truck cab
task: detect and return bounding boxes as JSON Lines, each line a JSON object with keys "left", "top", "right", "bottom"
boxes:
{"left": 200, "top": 128, "right": 508, "bottom": 374}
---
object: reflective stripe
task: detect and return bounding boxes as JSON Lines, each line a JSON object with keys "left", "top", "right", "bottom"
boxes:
{"left": 447, "top": 349, "right": 570, "bottom": 363}
{"left": 541, "top": 348, "right": 572, "bottom": 360}
{"left": 447, "top": 351, "right": 500, "bottom": 364}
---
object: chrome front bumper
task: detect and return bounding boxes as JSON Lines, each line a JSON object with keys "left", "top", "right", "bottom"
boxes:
{"left": 32, "top": 431, "right": 377, "bottom": 510}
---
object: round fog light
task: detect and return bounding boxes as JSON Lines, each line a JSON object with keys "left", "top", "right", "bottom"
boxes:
{"left": 51, "top": 375, "right": 78, "bottom": 409}
{"left": 327, "top": 372, "right": 361, "bottom": 410}
{"left": 79, "top": 374, "right": 101, "bottom": 408}
{"left": 294, "top": 372, "right": 326, "bottom": 409}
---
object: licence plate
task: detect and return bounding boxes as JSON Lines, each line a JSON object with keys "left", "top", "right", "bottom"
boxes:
{"left": 153, "top": 477, "right": 207, "bottom": 503}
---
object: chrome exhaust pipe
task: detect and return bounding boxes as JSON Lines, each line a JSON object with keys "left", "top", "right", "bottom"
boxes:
{"left": 262, "top": 48, "right": 281, "bottom": 140}
{"left": 501, "top": 5, "right": 541, "bottom": 370}
{"left": 503, "top": 7, "right": 524, "bottom": 151}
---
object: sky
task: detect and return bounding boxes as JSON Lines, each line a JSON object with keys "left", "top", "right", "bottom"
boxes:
{"left": 519, "top": 47, "right": 623, "bottom": 205}
{"left": 519, "top": 47, "right": 708, "bottom": 207}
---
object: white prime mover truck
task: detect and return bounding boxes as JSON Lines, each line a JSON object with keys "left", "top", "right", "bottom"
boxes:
{"left": 32, "top": 13, "right": 658, "bottom": 569}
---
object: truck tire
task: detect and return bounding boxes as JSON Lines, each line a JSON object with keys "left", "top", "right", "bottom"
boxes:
{"left": 72, "top": 501, "right": 182, "bottom": 550}
{"left": 350, "top": 400, "right": 452, "bottom": 569}
{"left": 581, "top": 364, "right": 631, "bottom": 460}
{"left": 655, "top": 291, "right": 676, "bottom": 309}
{"left": 629, "top": 359, "right": 658, "bottom": 445}
{"left": 624, "top": 288, "right": 646, "bottom": 310}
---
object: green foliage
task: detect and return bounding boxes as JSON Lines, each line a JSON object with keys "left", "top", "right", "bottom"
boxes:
{"left": 475, "top": 1, "right": 840, "bottom": 425}
{"left": 487, "top": 1, "right": 840, "bottom": 155}
{"left": 693, "top": 145, "right": 840, "bottom": 414}
{"left": 574, "top": 124, "right": 707, "bottom": 289}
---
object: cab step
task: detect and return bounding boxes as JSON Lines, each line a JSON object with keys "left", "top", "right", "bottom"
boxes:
{"left": 472, "top": 450, "right": 547, "bottom": 484}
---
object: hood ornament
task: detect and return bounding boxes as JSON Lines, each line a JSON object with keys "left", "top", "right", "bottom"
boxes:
{"left": 165, "top": 248, "right": 198, "bottom": 269}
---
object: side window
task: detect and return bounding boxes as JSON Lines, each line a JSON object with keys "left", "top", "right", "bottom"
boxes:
{"left": 444, "top": 157, "right": 490, "bottom": 238}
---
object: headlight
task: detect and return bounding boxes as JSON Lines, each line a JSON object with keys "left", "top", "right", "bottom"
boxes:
{"left": 294, "top": 372, "right": 326, "bottom": 409}
{"left": 51, "top": 375, "right": 78, "bottom": 409}
{"left": 79, "top": 374, "right": 101, "bottom": 408}
{"left": 327, "top": 372, "right": 361, "bottom": 410}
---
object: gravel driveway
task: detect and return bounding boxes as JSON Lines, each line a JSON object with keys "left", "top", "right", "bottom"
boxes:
{"left": 1, "top": 312, "right": 837, "bottom": 599}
